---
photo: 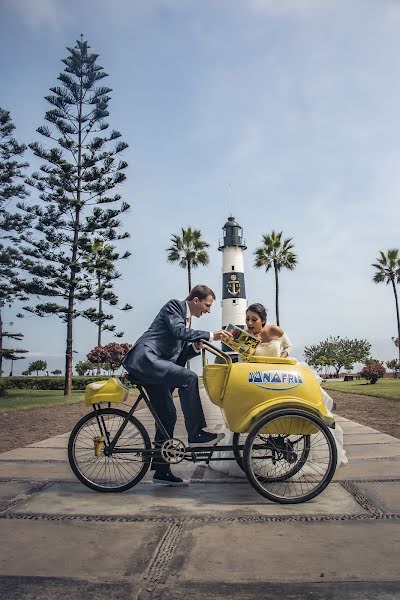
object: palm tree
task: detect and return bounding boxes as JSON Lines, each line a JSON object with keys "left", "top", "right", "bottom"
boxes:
{"left": 372, "top": 249, "right": 400, "bottom": 366}
{"left": 166, "top": 227, "right": 210, "bottom": 293}
{"left": 254, "top": 230, "right": 297, "bottom": 325}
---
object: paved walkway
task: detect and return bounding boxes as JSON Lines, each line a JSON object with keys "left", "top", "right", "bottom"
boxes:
{"left": 0, "top": 393, "right": 400, "bottom": 599}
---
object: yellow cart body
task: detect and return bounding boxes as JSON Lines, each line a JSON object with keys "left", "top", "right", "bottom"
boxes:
{"left": 203, "top": 355, "right": 334, "bottom": 435}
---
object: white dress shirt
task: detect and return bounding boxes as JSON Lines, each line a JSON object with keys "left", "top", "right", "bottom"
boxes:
{"left": 185, "top": 301, "right": 213, "bottom": 348}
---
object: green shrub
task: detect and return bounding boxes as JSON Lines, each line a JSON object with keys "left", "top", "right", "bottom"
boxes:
{"left": 0, "top": 379, "right": 6, "bottom": 397}
{"left": 3, "top": 375, "right": 110, "bottom": 391}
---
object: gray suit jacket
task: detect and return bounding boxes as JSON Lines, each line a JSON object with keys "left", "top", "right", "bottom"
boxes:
{"left": 121, "top": 299, "right": 210, "bottom": 383}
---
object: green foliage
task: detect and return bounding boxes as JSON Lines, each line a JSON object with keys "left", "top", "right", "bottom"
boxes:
{"left": 0, "top": 379, "right": 6, "bottom": 397}
{"left": 360, "top": 359, "right": 386, "bottom": 384}
{"left": 372, "top": 249, "right": 400, "bottom": 366}
{"left": 17, "top": 37, "right": 130, "bottom": 395}
{"left": 0, "top": 107, "right": 28, "bottom": 209}
{"left": 27, "top": 359, "right": 47, "bottom": 376}
{"left": 167, "top": 227, "right": 210, "bottom": 292}
{"left": 304, "top": 336, "right": 371, "bottom": 376}
{"left": 81, "top": 237, "right": 132, "bottom": 347}
{"left": 254, "top": 230, "right": 297, "bottom": 325}
{"left": 0, "top": 389, "right": 84, "bottom": 412}
{"left": 323, "top": 378, "right": 400, "bottom": 400}
{"left": 386, "top": 359, "right": 400, "bottom": 378}
{"left": 75, "top": 360, "right": 96, "bottom": 376}
{"left": 0, "top": 107, "right": 30, "bottom": 375}
{"left": 51, "top": 369, "right": 62, "bottom": 375}
{"left": 4, "top": 375, "right": 109, "bottom": 391}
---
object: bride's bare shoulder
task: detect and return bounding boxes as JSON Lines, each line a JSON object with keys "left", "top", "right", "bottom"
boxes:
{"left": 261, "top": 324, "right": 284, "bottom": 341}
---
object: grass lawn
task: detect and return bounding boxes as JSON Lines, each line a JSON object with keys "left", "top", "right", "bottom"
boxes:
{"left": 323, "top": 378, "right": 400, "bottom": 400}
{"left": 0, "top": 389, "right": 84, "bottom": 412}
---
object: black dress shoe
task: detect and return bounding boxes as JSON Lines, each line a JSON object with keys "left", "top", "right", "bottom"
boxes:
{"left": 188, "top": 430, "right": 225, "bottom": 447}
{"left": 152, "top": 471, "right": 189, "bottom": 486}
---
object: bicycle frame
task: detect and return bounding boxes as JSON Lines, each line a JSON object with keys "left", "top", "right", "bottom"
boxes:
{"left": 89, "top": 379, "right": 243, "bottom": 464}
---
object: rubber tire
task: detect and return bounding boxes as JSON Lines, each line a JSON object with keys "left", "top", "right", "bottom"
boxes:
{"left": 232, "top": 432, "right": 246, "bottom": 472}
{"left": 68, "top": 408, "right": 151, "bottom": 493}
{"left": 243, "top": 408, "right": 337, "bottom": 504}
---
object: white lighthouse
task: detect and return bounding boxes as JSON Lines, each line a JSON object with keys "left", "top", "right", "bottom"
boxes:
{"left": 218, "top": 216, "right": 247, "bottom": 359}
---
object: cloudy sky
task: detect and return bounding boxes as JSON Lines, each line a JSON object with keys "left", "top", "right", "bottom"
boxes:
{"left": 1, "top": 0, "right": 399, "bottom": 374}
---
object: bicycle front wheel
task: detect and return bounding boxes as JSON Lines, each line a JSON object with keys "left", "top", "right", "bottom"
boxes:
{"left": 68, "top": 408, "right": 151, "bottom": 492}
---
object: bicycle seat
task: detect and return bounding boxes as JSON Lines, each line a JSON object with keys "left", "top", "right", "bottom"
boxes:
{"left": 123, "top": 373, "right": 147, "bottom": 387}
{"left": 85, "top": 377, "right": 129, "bottom": 405}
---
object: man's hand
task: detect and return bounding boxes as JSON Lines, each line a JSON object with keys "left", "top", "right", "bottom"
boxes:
{"left": 193, "top": 341, "right": 203, "bottom": 351}
{"left": 212, "top": 329, "right": 233, "bottom": 342}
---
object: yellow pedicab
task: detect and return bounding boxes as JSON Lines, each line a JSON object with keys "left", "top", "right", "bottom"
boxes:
{"left": 202, "top": 342, "right": 337, "bottom": 504}
{"left": 67, "top": 342, "right": 337, "bottom": 504}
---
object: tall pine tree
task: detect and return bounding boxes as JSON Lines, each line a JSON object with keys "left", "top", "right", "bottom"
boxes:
{"left": 0, "top": 107, "right": 30, "bottom": 375}
{"left": 19, "top": 38, "right": 130, "bottom": 394}
{"left": 82, "top": 237, "right": 132, "bottom": 373}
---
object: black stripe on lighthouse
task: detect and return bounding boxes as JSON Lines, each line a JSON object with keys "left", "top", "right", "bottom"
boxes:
{"left": 222, "top": 272, "right": 246, "bottom": 300}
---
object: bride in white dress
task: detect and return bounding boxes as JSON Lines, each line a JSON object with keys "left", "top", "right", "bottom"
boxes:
{"left": 207, "top": 303, "right": 347, "bottom": 476}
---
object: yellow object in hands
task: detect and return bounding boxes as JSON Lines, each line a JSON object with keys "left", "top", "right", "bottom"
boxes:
{"left": 85, "top": 377, "right": 129, "bottom": 405}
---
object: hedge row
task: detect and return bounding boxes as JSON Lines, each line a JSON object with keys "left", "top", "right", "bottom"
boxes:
{"left": 1, "top": 376, "right": 111, "bottom": 391}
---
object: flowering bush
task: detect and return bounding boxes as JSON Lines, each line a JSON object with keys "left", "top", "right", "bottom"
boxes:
{"left": 87, "top": 342, "right": 132, "bottom": 374}
{"left": 360, "top": 360, "right": 386, "bottom": 384}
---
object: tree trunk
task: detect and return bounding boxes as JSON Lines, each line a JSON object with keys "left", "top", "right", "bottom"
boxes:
{"left": 64, "top": 70, "right": 83, "bottom": 395}
{"left": 64, "top": 284, "right": 74, "bottom": 394}
{"left": 0, "top": 307, "right": 3, "bottom": 376}
{"left": 187, "top": 260, "right": 192, "bottom": 294}
{"left": 274, "top": 264, "right": 280, "bottom": 326}
{"left": 96, "top": 272, "right": 102, "bottom": 375}
{"left": 391, "top": 278, "right": 400, "bottom": 367}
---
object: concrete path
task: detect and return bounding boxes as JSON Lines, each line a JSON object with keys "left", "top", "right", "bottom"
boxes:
{"left": 0, "top": 395, "right": 400, "bottom": 599}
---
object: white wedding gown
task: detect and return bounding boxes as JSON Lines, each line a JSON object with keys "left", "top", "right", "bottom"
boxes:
{"left": 206, "top": 339, "right": 348, "bottom": 477}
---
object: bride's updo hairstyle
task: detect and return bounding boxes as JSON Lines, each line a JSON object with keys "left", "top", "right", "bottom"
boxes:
{"left": 247, "top": 303, "right": 267, "bottom": 326}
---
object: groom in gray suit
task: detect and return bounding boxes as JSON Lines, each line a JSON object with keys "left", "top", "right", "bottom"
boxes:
{"left": 122, "top": 284, "right": 231, "bottom": 485}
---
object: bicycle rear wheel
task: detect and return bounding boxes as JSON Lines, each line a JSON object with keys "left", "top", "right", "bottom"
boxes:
{"left": 68, "top": 408, "right": 151, "bottom": 492}
{"left": 243, "top": 409, "right": 337, "bottom": 504}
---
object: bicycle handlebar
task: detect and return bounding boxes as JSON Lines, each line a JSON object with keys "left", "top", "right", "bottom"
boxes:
{"left": 200, "top": 339, "right": 232, "bottom": 368}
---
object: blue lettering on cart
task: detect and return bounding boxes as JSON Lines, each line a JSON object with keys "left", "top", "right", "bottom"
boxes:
{"left": 248, "top": 371, "right": 303, "bottom": 391}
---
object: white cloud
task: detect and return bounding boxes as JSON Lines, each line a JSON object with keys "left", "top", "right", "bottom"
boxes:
{"left": 4, "top": 0, "right": 74, "bottom": 31}
{"left": 245, "top": 0, "right": 328, "bottom": 16}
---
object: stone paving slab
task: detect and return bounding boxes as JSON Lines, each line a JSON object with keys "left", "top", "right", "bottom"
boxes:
{"left": 7, "top": 437, "right": 399, "bottom": 463}
{"left": 0, "top": 519, "right": 165, "bottom": 582}
{"left": 355, "top": 482, "right": 400, "bottom": 513}
{"left": 7, "top": 481, "right": 367, "bottom": 518}
{"left": 26, "top": 434, "right": 70, "bottom": 448}
{"left": 346, "top": 443, "right": 400, "bottom": 460}
{"left": 339, "top": 422, "right": 388, "bottom": 435}
{"left": 0, "top": 448, "right": 67, "bottom": 461}
{"left": 0, "top": 481, "right": 33, "bottom": 501}
{"left": 153, "top": 581, "right": 400, "bottom": 599}
{"left": 344, "top": 433, "right": 400, "bottom": 445}
{"left": 333, "top": 458, "right": 400, "bottom": 480}
{"left": 171, "top": 521, "right": 400, "bottom": 583}
{"left": 0, "top": 576, "right": 134, "bottom": 600}
{"left": 0, "top": 462, "right": 76, "bottom": 481}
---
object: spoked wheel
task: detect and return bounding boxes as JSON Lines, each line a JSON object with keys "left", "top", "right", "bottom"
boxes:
{"left": 232, "top": 432, "right": 247, "bottom": 472}
{"left": 68, "top": 408, "right": 151, "bottom": 492}
{"left": 243, "top": 409, "right": 337, "bottom": 504}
